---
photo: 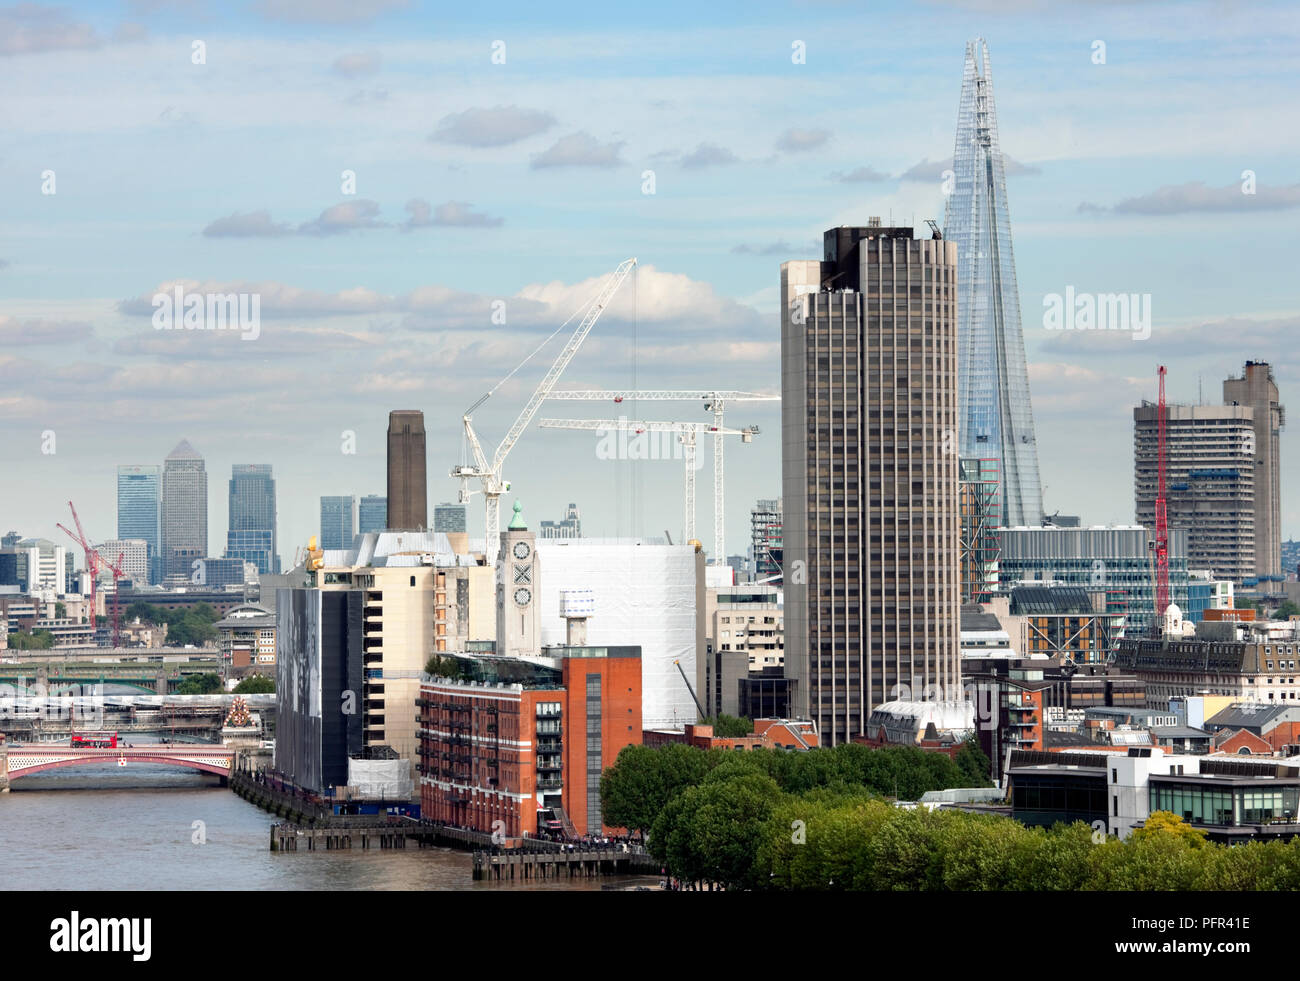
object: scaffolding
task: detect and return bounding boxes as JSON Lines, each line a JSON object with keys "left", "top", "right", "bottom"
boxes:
{"left": 960, "top": 458, "right": 1001, "bottom": 604}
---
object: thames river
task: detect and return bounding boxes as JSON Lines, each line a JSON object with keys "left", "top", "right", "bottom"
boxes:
{"left": 0, "top": 763, "right": 654, "bottom": 892}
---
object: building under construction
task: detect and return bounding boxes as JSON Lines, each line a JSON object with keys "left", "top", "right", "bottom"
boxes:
{"left": 959, "top": 458, "right": 1001, "bottom": 604}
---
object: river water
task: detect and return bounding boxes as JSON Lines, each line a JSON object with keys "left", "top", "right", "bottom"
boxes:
{"left": 0, "top": 757, "right": 656, "bottom": 891}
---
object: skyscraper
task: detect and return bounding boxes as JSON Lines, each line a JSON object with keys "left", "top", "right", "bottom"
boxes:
{"left": 750, "top": 498, "right": 782, "bottom": 582}
{"left": 387, "top": 410, "right": 427, "bottom": 531}
{"left": 160, "top": 440, "right": 207, "bottom": 581}
{"left": 117, "top": 464, "right": 160, "bottom": 583}
{"left": 433, "top": 502, "right": 467, "bottom": 534}
{"left": 944, "top": 37, "right": 1043, "bottom": 526}
{"left": 782, "top": 222, "right": 962, "bottom": 745}
{"left": 225, "top": 464, "right": 279, "bottom": 574}
{"left": 1223, "top": 361, "right": 1285, "bottom": 582}
{"left": 358, "top": 495, "right": 387, "bottom": 535}
{"left": 320, "top": 495, "right": 357, "bottom": 550}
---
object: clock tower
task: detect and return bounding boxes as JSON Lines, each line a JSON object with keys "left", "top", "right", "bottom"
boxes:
{"left": 497, "top": 499, "right": 540, "bottom": 657}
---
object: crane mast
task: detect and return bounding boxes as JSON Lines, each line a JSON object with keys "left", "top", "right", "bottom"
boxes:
{"left": 537, "top": 417, "right": 759, "bottom": 545}
{"left": 1154, "top": 365, "right": 1170, "bottom": 631}
{"left": 452, "top": 258, "right": 637, "bottom": 567}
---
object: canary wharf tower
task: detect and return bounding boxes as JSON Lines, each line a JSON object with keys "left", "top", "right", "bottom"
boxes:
{"left": 944, "top": 38, "right": 1043, "bottom": 526}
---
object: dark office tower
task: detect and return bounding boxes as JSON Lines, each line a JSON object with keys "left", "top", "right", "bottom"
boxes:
{"left": 160, "top": 440, "right": 208, "bottom": 581}
{"left": 358, "top": 495, "right": 387, "bottom": 535}
{"left": 225, "top": 464, "right": 279, "bottom": 574}
{"left": 433, "top": 502, "right": 467, "bottom": 534}
{"left": 117, "top": 465, "right": 161, "bottom": 583}
{"left": 387, "top": 410, "right": 427, "bottom": 531}
{"left": 782, "top": 222, "right": 962, "bottom": 746}
{"left": 944, "top": 38, "right": 1043, "bottom": 527}
{"left": 320, "top": 496, "right": 357, "bottom": 551}
{"left": 1223, "top": 361, "right": 1285, "bottom": 582}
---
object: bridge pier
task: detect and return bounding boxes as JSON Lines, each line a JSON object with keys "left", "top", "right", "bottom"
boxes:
{"left": 1, "top": 737, "right": 8, "bottom": 793}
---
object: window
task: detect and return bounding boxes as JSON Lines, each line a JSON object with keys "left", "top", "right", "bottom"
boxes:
{"left": 1112, "top": 768, "right": 1118, "bottom": 783}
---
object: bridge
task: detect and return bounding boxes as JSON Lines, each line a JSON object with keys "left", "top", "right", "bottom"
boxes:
{"left": 3, "top": 744, "right": 235, "bottom": 784}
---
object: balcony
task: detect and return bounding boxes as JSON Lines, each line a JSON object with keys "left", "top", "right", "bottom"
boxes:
{"left": 536, "top": 778, "right": 563, "bottom": 792}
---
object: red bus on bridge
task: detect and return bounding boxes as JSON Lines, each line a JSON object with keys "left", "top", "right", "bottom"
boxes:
{"left": 70, "top": 732, "right": 118, "bottom": 748}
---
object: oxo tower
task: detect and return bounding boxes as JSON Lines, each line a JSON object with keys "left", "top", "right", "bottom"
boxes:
{"left": 943, "top": 37, "right": 1043, "bottom": 526}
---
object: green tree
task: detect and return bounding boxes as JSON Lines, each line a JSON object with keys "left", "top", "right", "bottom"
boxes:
{"left": 1129, "top": 810, "right": 1209, "bottom": 849}
{"left": 176, "top": 672, "right": 223, "bottom": 695}
{"left": 601, "top": 742, "right": 712, "bottom": 837}
{"left": 1276, "top": 600, "right": 1300, "bottom": 620}
{"left": 651, "top": 773, "right": 783, "bottom": 890}
{"left": 125, "top": 601, "right": 158, "bottom": 624}
{"left": 233, "top": 675, "right": 274, "bottom": 694}
{"left": 54, "top": 601, "right": 66, "bottom": 620}
{"left": 955, "top": 738, "right": 994, "bottom": 788}
{"left": 703, "top": 714, "right": 753, "bottom": 737}
{"left": 8, "top": 628, "right": 54, "bottom": 650}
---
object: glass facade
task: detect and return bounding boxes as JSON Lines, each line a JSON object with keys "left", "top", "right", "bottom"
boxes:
{"left": 226, "top": 464, "right": 278, "bottom": 574}
{"left": 358, "top": 495, "right": 387, "bottom": 535}
{"left": 944, "top": 38, "right": 1042, "bottom": 526}
{"left": 1150, "top": 780, "right": 1300, "bottom": 827}
{"left": 117, "top": 465, "right": 160, "bottom": 583}
{"left": 161, "top": 441, "right": 207, "bottom": 581}
{"left": 320, "top": 495, "right": 356, "bottom": 550}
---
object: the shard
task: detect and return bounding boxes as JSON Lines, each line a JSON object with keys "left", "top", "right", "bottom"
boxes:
{"left": 943, "top": 37, "right": 1043, "bottom": 526}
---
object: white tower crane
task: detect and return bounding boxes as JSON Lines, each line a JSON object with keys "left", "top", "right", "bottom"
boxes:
{"left": 537, "top": 417, "right": 759, "bottom": 546}
{"left": 452, "top": 257, "right": 637, "bottom": 567}
{"left": 542, "top": 390, "right": 779, "bottom": 564}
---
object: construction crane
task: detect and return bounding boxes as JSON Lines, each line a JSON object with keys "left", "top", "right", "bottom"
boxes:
{"left": 1154, "top": 364, "right": 1171, "bottom": 632}
{"left": 451, "top": 258, "right": 637, "bottom": 567}
{"left": 97, "top": 548, "right": 126, "bottom": 648}
{"left": 543, "top": 390, "right": 779, "bottom": 564}
{"left": 537, "top": 417, "right": 759, "bottom": 546}
{"left": 56, "top": 501, "right": 124, "bottom": 646}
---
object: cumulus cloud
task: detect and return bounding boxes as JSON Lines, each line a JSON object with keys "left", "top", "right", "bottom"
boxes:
{"left": 403, "top": 199, "right": 503, "bottom": 229}
{"left": 254, "top": 0, "right": 409, "bottom": 24}
{"left": 202, "top": 210, "right": 294, "bottom": 238}
{"left": 679, "top": 143, "right": 738, "bottom": 169}
{"left": 430, "top": 106, "right": 555, "bottom": 147}
{"left": 531, "top": 132, "right": 625, "bottom": 169}
{"left": 776, "top": 128, "right": 830, "bottom": 152}
{"left": 0, "top": 317, "right": 92, "bottom": 345}
{"left": 331, "top": 50, "right": 381, "bottom": 78}
{"left": 298, "top": 199, "right": 387, "bottom": 236}
{"left": 829, "top": 165, "right": 890, "bottom": 183}
{"left": 1083, "top": 181, "right": 1300, "bottom": 215}
{"left": 0, "top": 5, "right": 100, "bottom": 56}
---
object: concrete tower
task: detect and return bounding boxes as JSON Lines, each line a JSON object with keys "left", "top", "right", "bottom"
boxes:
{"left": 386, "top": 410, "right": 427, "bottom": 531}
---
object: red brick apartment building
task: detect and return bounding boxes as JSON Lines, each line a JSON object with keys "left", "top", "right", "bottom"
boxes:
{"left": 643, "top": 719, "right": 819, "bottom": 751}
{"left": 417, "top": 646, "right": 641, "bottom": 839}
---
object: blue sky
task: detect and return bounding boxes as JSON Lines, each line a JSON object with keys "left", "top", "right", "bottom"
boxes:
{"left": 2, "top": 0, "right": 1299, "bottom": 567}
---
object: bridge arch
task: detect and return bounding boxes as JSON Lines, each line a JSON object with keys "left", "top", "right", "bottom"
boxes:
{"left": 6, "top": 751, "right": 233, "bottom": 782}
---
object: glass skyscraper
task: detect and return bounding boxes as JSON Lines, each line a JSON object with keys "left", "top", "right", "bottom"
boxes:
{"left": 161, "top": 440, "right": 207, "bottom": 582}
{"left": 117, "top": 465, "right": 160, "bottom": 583}
{"left": 944, "top": 37, "right": 1043, "bottom": 527}
{"left": 225, "top": 464, "right": 279, "bottom": 574}
{"left": 320, "top": 495, "right": 356, "bottom": 550}
{"left": 358, "top": 495, "right": 387, "bottom": 535}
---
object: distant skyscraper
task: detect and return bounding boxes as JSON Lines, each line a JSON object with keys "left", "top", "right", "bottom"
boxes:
{"left": 225, "top": 464, "right": 278, "bottom": 574}
{"left": 358, "top": 495, "right": 387, "bottom": 535}
{"left": 433, "top": 502, "right": 467, "bottom": 534}
{"left": 539, "top": 503, "right": 581, "bottom": 539}
{"left": 1223, "top": 361, "right": 1284, "bottom": 582}
{"left": 387, "top": 410, "right": 428, "bottom": 530}
{"left": 160, "top": 440, "right": 207, "bottom": 581}
{"left": 117, "top": 464, "right": 161, "bottom": 583}
{"left": 750, "top": 498, "right": 782, "bottom": 582}
{"left": 320, "top": 495, "right": 357, "bottom": 550}
{"left": 944, "top": 37, "right": 1043, "bottom": 527}
{"left": 782, "top": 222, "right": 962, "bottom": 745}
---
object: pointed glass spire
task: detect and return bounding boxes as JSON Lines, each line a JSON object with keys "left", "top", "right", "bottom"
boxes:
{"left": 943, "top": 37, "right": 1043, "bottom": 526}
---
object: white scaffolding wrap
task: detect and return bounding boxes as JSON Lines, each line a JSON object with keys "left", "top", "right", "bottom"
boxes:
{"left": 346, "top": 758, "right": 414, "bottom": 800}
{"left": 537, "top": 539, "right": 700, "bottom": 728}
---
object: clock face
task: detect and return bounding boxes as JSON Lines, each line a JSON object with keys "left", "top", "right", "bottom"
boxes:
{"left": 513, "top": 540, "right": 531, "bottom": 560}
{"left": 514, "top": 586, "right": 532, "bottom": 607}
{"left": 513, "top": 564, "right": 531, "bottom": 584}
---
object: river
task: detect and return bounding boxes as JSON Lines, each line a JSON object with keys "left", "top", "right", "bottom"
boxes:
{"left": 0, "top": 755, "right": 656, "bottom": 891}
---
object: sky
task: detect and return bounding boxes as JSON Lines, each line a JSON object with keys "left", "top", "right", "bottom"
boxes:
{"left": 2, "top": 0, "right": 1299, "bottom": 569}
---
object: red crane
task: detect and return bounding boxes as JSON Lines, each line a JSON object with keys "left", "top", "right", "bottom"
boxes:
{"left": 1154, "top": 366, "right": 1171, "bottom": 630}
{"left": 56, "top": 501, "right": 125, "bottom": 647}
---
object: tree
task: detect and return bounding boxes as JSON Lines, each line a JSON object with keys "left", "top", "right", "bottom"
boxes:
{"left": 54, "top": 601, "right": 66, "bottom": 620}
{"left": 176, "top": 672, "right": 223, "bottom": 695}
{"left": 1276, "top": 600, "right": 1300, "bottom": 620}
{"left": 1129, "top": 810, "right": 1209, "bottom": 849}
{"left": 955, "top": 738, "right": 994, "bottom": 788}
{"left": 126, "top": 601, "right": 159, "bottom": 625}
{"left": 703, "top": 714, "right": 753, "bottom": 737}
{"left": 601, "top": 742, "right": 712, "bottom": 837}
{"left": 424, "top": 654, "right": 464, "bottom": 679}
{"left": 234, "top": 675, "right": 274, "bottom": 694}
{"left": 8, "top": 629, "right": 54, "bottom": 650}
{"left": 651, "top": 773, "right": 784, "bottom": 890}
